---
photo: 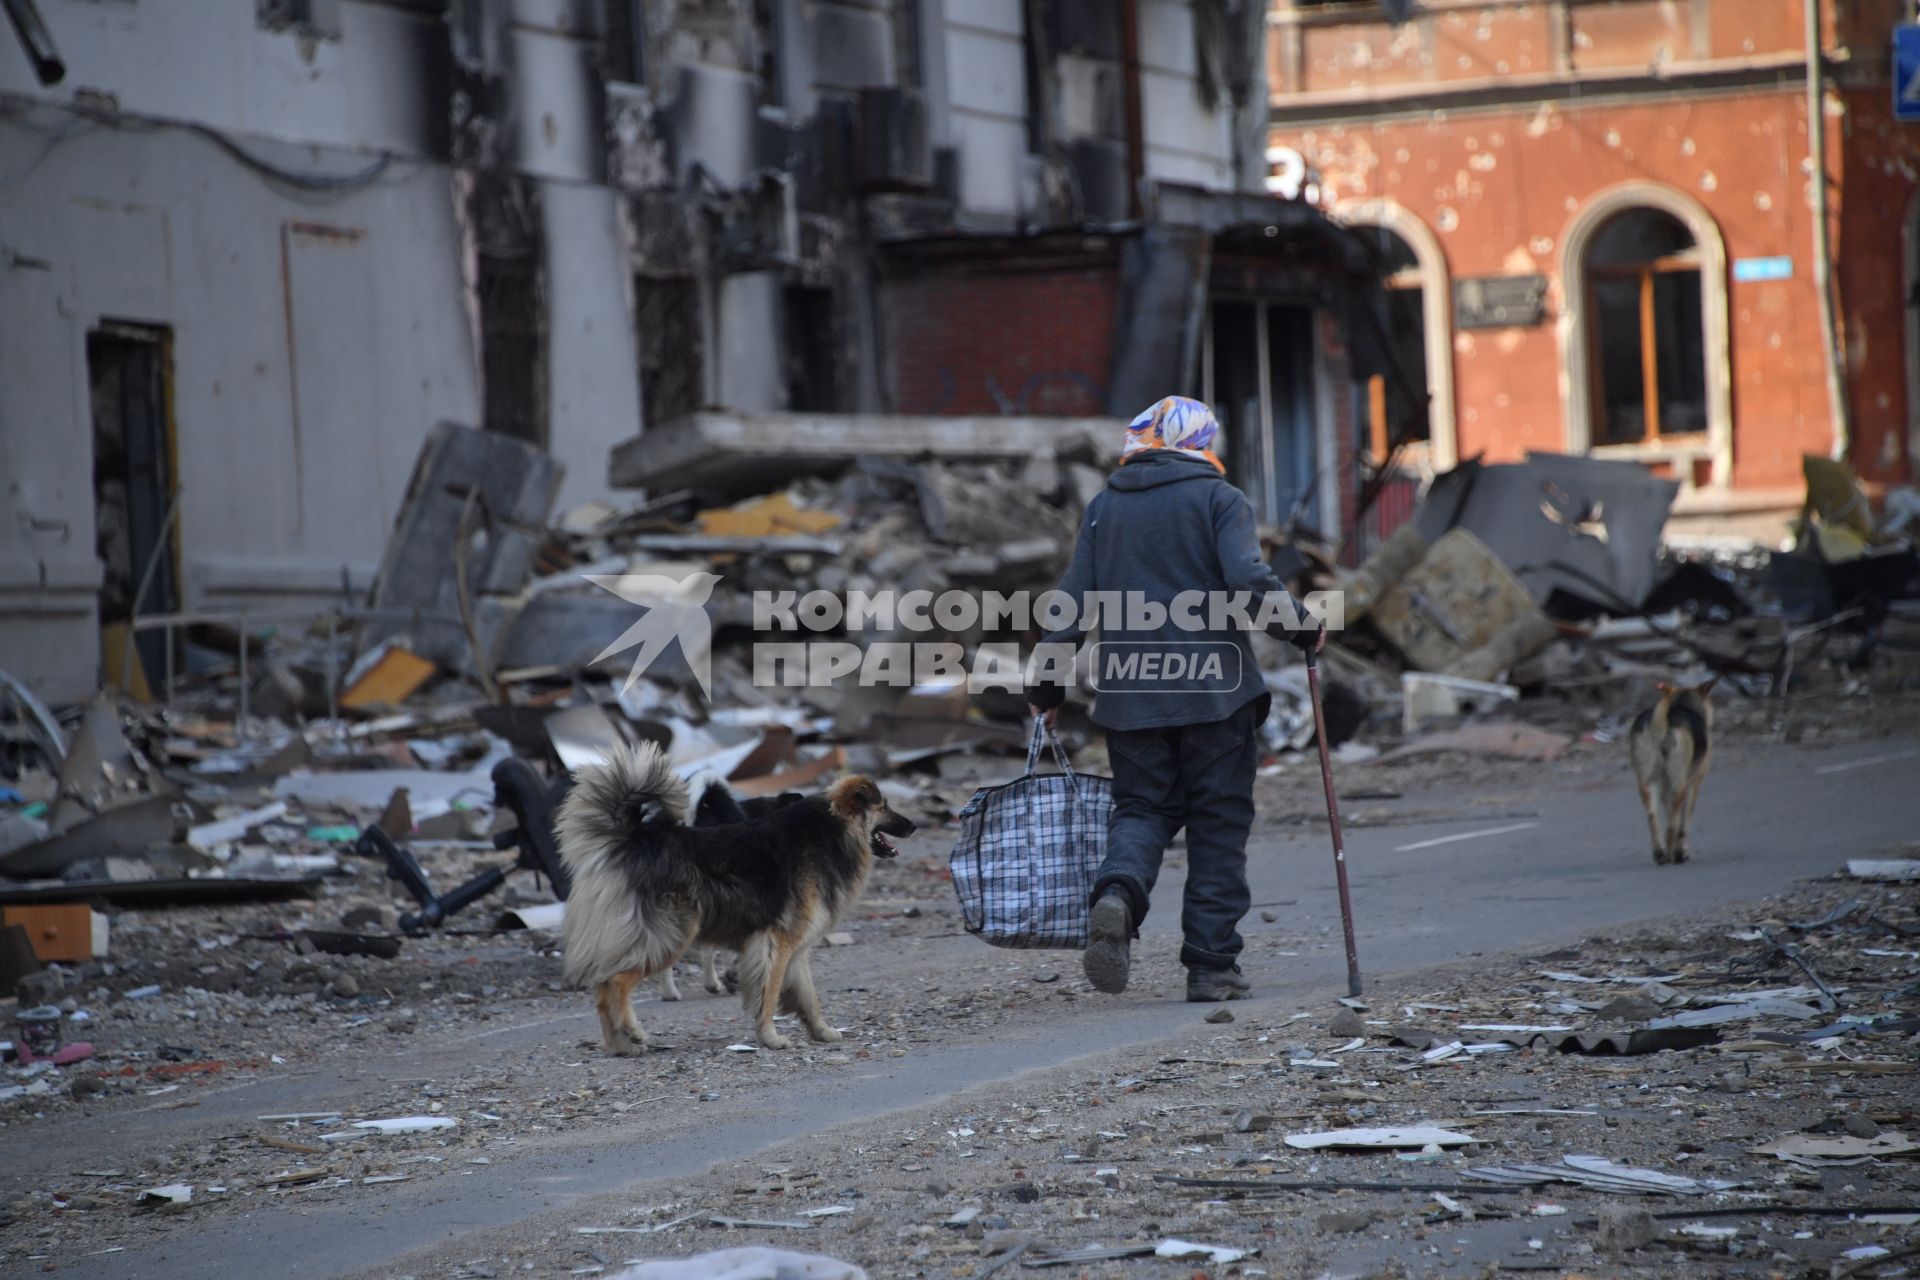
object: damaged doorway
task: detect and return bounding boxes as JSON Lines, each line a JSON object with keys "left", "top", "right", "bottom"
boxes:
{"left": 88, "top": 322, "right": 177, "bottom": 687}
{"left": 1907, "top": 192, "right": 1920, "bottom": 469}
{"left": 1204, "top": 301, "right": 1321, "bottom": 531}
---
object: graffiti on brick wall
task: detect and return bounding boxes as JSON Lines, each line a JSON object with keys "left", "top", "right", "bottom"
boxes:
{"left": 903, "top": 369, "right": 1103, "bottom": 416}
{"left": 984, "top": 371, "right": 1102, "bottom": 415}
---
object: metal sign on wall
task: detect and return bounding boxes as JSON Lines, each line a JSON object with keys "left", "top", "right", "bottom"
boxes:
{"left": 1897, "top": 25, "right": 1920, "bottom": 122}
{"left": 1454, "top": 275, "right": 1548, "bottom": 330}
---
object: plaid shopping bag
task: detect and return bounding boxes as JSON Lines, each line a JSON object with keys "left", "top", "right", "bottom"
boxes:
{"left": 949, "top": 717, "right": 1113, "bottom": 949}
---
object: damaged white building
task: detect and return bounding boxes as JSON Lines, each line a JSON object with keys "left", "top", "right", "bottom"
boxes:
{"left": 1, "top": 0, "right": 1393, "bottom": 705}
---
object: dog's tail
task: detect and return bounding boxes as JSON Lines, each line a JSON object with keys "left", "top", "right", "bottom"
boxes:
{"left": 688, "top": 768, "right": 750, "bottom": 827}
{"left": 555, "top": 743, "right": 694, "bottom": 988}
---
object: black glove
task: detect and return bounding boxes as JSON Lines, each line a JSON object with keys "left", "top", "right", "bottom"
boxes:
{"left": 1285, "top": 624, "right": 1323, "bottom": 653}
{"left": 1026, "top": 679, "right": 1067, "bottom": 712}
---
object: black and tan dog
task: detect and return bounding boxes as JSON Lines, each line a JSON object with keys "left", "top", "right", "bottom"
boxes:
{"left": 557, "top": 743, "right": 914, "bottom": 1053}
{"left": 1628, "top": 677, "right": 1717, "bottom": 865}
{"left": 652, "top": 780, "right": 807, "bottom": 1002}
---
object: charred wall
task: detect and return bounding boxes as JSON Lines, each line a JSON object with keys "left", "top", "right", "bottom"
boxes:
{"left": 883, "top": 240, "right": 1122, "bottom": 418}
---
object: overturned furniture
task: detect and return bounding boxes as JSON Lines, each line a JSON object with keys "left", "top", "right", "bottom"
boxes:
{"left": 357, "top": 757, "right": 570, "bottom": 935}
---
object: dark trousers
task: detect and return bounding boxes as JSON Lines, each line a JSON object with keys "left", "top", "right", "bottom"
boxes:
{"left": 1093, "top": 695, "right": 1266, "bottom": 972}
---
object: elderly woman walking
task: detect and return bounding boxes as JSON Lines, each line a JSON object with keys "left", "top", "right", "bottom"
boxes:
{"left": 1026, "top": 396, "right": 1316, "bottom": 1001}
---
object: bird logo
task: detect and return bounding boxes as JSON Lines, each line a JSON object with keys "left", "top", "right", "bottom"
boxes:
{"left": 581, "top": 571, "right": 723, "bottom": 700}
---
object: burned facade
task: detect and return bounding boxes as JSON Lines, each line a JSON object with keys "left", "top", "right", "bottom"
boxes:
{"left": 1, "top": 0, "right": 1391, "bottom": 705}
{"left": 1266, "top": 0, "right": 1920, "bottom": 532}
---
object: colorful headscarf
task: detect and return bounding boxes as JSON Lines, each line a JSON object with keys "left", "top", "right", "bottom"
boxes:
{"left": 1121, "top": 396, "right": 1225, "bottom": 474}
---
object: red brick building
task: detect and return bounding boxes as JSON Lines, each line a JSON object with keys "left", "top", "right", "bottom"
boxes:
{"left": 1267, "top": 0, "right": 1920, "bottom": 528}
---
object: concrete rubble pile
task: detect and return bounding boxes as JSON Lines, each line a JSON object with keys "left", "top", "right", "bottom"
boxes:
{"left": 0, "top": 429, "right": 1918, "bottom": 1272}
{"left": 1296, "top": 451, "right": 1920, "bottom": 755}
{"left": 0, "top": 419, "right": 1126, "bottom": 1108}
{"left": 7, "top": 433, "right": 1920, "bottom": 957}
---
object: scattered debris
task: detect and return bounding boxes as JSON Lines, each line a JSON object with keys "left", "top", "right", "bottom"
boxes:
{"left": 1153, "top": 1239, "right": 1250, "bottom": 1263}
{"left": 1594, "top": 1206, "right": 1660, "bottom": 1251}
{"left": 1752, "top": 1132, "right": 1919, "bottom": 1165}
{"left": 1847, "top": 860, "right": 1920, "bottom": 883}
{"left": 1401, "top": 673, "right": 1520, "bottom": 733}
{"left": 2, "top": 393, "right": 1919, "bottom": 1280}
{"left": 1462, "top": 1156, "right": 1740, "bottom": 1196}
{"left": 346, "top": 1116, "right": 457, "bottom": 1136}
{"left": 1285, "top": 1126, "right": 1477, "bottom": 1152}
{"left": 608, "top": 1247, "right": 868, "bottom": 1280}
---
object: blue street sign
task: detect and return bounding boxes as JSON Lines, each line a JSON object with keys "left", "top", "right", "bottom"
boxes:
{"left": 1897, "top": 24, "right": 1920, "bottom": 122}
{"left": 1733, "top": 256, "right": 1794, "bottom": 283}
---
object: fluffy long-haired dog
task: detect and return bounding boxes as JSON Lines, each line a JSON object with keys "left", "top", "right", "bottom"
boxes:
{"left": 1628, "top": 676, "right": 1717, "bottom": 865}
{"left": 651, "top": 780, "right": 807, "bottom": 1002}
{"left": 557, "top": 744, "right": 914, "bottom": 1052}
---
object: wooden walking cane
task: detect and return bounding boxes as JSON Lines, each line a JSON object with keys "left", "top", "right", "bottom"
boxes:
{"left": 1303, "top": 631, "right": 1363, "bottom": 997}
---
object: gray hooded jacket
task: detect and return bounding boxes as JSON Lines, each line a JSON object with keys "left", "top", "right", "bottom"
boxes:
{"left": 1029, "top": 451, "right": 1293, "bottom": 731}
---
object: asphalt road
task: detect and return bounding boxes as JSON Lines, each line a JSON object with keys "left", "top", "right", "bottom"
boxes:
{"left": 43, "top": 733, "right": 1920, "bottom": 1280}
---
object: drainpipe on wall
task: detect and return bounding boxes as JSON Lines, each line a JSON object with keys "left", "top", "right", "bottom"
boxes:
{"left": 1807, "top": 0, "right": 1853, "bottom": 463}
{"left": 1, "top": 0, "right": 63, "bottom": 85}
{"left": 1119, "top": 0, "right": 1146, "bottom": 219}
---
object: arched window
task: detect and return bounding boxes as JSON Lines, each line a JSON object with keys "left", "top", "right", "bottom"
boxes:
{"left": 1558, "top": 182, "right": 1730, "bottom": 488}
{"left": 1585, "top": 209, "right": 1707, "bottom": 445}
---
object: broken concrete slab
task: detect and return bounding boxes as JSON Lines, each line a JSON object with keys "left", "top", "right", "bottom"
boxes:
{"left": 1442, "top": 612, "right": 1561, "bottom": 683}
{"left": 46, "top": 698, "right": 150, "bottom": 832}
{"left": 1368, "top": 528, "right": 1542, "bottom": 672}
{"left": 0, "top": 794, "right": 182, "bottom": 878}
{"left": 608, "top": 411, "right": 1117, "bottom": 499}
{"left": 1595, "top": 1206, "right": 1659, "bottom": 1250}
{"left": 1342, "top": 524, "right": 1429, "bottom": 626}
{"left": 360, "top": 422, "right": 564, "bottom": 672}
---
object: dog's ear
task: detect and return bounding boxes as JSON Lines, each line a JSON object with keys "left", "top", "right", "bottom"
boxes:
{"left": 828, "top": 775, "right": 881, "bottom": 821}
{"left": 1698, "top": 674, "right": 1722, "bottom": 696}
